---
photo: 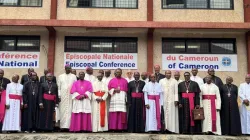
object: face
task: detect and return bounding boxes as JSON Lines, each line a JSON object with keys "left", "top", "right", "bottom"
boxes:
{"left": 165, "top": 71, "right": 171, "bottom": 79}
{"left": 31, "top": 73, "right": 37, "bottom": 81}
{"left": 79, "top": 72, "right": 85, "bottom": 80}
{"left": 150, "top": 74, "right": 156, "bottom": 82}
{"left": 174, "top": 73, "right": 180, "bottom": 80}
{"left": 12, "top": 75, "right": 19, "bottom": 83}
{"left": 127, "top": 72, "right": 133, "bottom": 78}
{"left": 134, "top": 72, "right": 140, "bottom": 81}
{"left": 46, "top": 74, "right": 53, "bottom": 81}
{"left": 97, "top": 73, "right": 103, "bottom": 81}
{"left": 226, "top": 77, "right": 233, "bottom": 84}
{"left": 206, "top": 75, "right": 212, "bottom": 84}
{"left": 184, "top": 72, "right": 190, "bottom": 81}
{"left": 71, "top": 69, "right": 77, "bottom": 75}
{"left": 65, "top": 66, "right": 71, "bottom": 74}
{"left": 191, "top": 69, "right": 198, "bottom": 76}
{"left": 99, "top": 70, "right": 104, "bottom": 75}
{"left": 28, "top": 68, "right": 34, "bottom": 75}
{"left": 246, "top": 76, "right": 250, "bottom": 83}
{"left": 154, "top": 66, "right": 160, "bottom": 73}
{"left": 105, "top": 70, "right": 111, "bottom": 77}
{"left": 115, "top": 69, "right": 122, "bottom": 78}
{"left": 141, "top": 73, "right": 148, "bottom": 80}
{"left": 208, "top": 69, "right": 215, "bottom": 76}
{"left": 44, "top": 69, "right": 49, "bottom": 75}
{"left": 0, "top": 70, "right": 4, "bottom": 79}
{"left": 86, "top": 68, "right": 93, "bottom": 75}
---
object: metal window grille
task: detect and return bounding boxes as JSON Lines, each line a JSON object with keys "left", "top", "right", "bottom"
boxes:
{"left": 0, "top": 0, "right": 42, "bottom": 6}
{"left": 0, "top": 36, "right": 40, "bottom": 52}
{"left": 68, "top": 0, "right": 137, "bottom": 8}
{"left": 65, "top": 37, "right": 137, "bottom": 53}
{"left": 162, "top": 0, "right": 233, "bottom": 9}
{"left": 162, "top": 38, "right": 236, "bottom": 54}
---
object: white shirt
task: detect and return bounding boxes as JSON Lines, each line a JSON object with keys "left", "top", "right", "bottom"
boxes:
{"left": 125, "top": 77, "right": 135, "bottom": 83}
{"left": 191, "top": 75, "right": 204, "bottom": 87}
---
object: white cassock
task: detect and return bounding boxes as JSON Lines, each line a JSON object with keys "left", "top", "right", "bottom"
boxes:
{"left": 239, "top": 82, "right": 250, "bottom": 134}
{"left": 2, "top": 82, "right": 23, "bottom": 131}
{"left": 191, "top": 76, "right": 204, "bottom": 88}
{"left": 143, "top": 82, "right": 163, "bottom": 132}
{"left": 176, "top": 79, "right": 183, "bottom": 84}
{"left": 92, "top": 80, "right": 109, "bottom": 132}
{"left": 125, "top": 77, "right": 135, "bottom": 83}
{"left": 200, "top": 83, "right": 221, "bottom": 135}
{"left": 142, "top": 78, "right": 149, "bottom": 84}
{"left": 85, "top": 74, "right": 96, "bottom": 84}
{"left": 159, "top": 78, "right": 179, "bottom": 133}
{"left": 58, "top": 73, "right": 77, "bottom": 129}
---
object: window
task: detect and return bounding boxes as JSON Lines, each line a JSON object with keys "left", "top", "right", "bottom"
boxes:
{"left": 65, "top": 37, "right": 138, "bottom": 53}
{"left": 0, "top": 36, "right": 40, "bottom": 52}
{"left": 67, "top": 0, "right": 138, "bottom": 8}
{"left": 162, "top": 38, "right": 236, "bottom": 54}
{"left": 162, "top": 0, "right": 233, "bottom": 9}
{"left": 0, "top": 0, "right": 42, "bottom": 7}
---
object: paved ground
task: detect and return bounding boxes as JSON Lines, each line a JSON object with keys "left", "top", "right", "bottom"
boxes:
{"left": 0, "top": 133, "right": 249, "bottom": 140}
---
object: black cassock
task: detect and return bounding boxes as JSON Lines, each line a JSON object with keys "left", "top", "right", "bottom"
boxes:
{"left": 39, "top": 76, "right": 57, "bottom": 84}
{"left": 0, "top": 77, "right": 10, "bottom": 132}
{"left": 21, "top": 74, "right": 31, "bottom": 85}
{"left": 37, "top": 82, "right": 59, "bottom": 131}
{"left": 127, "top": 80, "right": 146, "bottom": 133}
{"left": 22, "top": 81, "right": 40, "bottom": 131}
{"left": 221, "top": 84, "right": 241, "bottom": 135}
{"left": 178, "top": 81, "right": 201, "bottom": 134}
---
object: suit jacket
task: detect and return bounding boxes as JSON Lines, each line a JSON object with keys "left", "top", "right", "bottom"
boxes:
{"left": 155, "top": 73, "right": 165, "bottom": 83}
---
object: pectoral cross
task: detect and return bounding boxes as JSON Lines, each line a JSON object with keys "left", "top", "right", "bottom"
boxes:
{"left": 227, "top": 93, "right": 231, "bottom": 97}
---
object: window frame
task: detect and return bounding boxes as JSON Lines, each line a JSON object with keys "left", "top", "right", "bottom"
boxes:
{"left": 162, "top": 38, "right": 237, "bottom": 54}
{"left": 67, "top": 0, "right": 138, "bottom": 9}
{"left": 0, "top": 35, "right": 40, "bottom": 52}
{"left": 0, "top": 0, "right": 43, "bottom": 7}
{"left": 64, "top": 36, "right": 138, "bottom": 53}
{"left": 161, "top": 0, "right": 234, "bottom": 10}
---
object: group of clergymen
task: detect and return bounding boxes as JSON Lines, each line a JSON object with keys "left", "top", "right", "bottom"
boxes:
{"left": 0, "top": 64, "right": 249, "bottom": 136}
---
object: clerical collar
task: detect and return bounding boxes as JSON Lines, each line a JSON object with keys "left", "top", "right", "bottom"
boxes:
{"left": 47, "top": 81, "right": 52, "bottom": 84}
{"left": 185, "top": 80, "right": 191, "bottom": 83}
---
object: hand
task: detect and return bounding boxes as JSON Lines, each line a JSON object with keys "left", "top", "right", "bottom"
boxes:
{"left": 55, "top": 104, "right": 59, "bottom": 107}
{"left": 39, "top": 104, "right": 44, "bottom": 109}
{"left": 58, "top": 98, "right": 61, "bottom": 102}
{"left": 146, "top": 104, "right": 150, "bottom": 109}
{"left": 179, "top": 104, "right": 183, "bottom": 108}
{"left": 96, "top": 98, "right": 102, "bottom": 103}
{"left": 195, "top": 105, "right": 200, "bottom": 109}
{"left": 24, "top": 104, "right": 28, "bottom": 109}
{"left": 216, "top": 109, "right": 220, "bottom": 112}
{"left": 174, "top": 101, "right": 179, "bottom": 106}
{"left": 21, "top": 105, "right": 24, "bottom": 110}
{"left": 6, "top": 105, "right": 10, "bottom": 109}
{"left": 244, "top": 99, "right": 249, "bottom": 106}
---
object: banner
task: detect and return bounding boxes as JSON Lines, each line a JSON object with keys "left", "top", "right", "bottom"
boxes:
{"left": 64, "top": 53, "right": 138, "bottom": 69}
{"left": 162, "top": 54, "right": 237, "bottom": 71}
{"left": 0, "top": 51, "right": 39, "bottom": 68}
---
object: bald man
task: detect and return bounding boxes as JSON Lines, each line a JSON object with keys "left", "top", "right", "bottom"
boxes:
{"left": 103, "top": 70, "right": 112, "bottom": 85}
{"left": 239, "top": 75, "right": 250, "bottom": 135}
{"left": 221, "top": 77, "right": 241, "bottom": 135}
{"left": 190, "top": 68, "right": 204, "bottom": 88}
{"left": 127, "top": 72, "right": 146, "bottom": 133}
{"left": 159, "top": 70, "right": 179, "bottom": 133}
{"left": 141, "top": 72, "right": 149, "bottom": 83}
{"left": 40, "top": 69, "right": 57, "bottom": 84}
{"left": 174, "top": 71, "right": 183, "bottom": 84}
{"left": 204, "top": 69, "right": 223, "bottom": 94}
{"left": 143, "top": 74, "right": 163, "bottom": 132}
{"left": 2, "top": 74, "right": 23, "bottom": 132}
{"left": 85, "top": 67, "right": 96, "bottom": 84}
{"left": 21, "top": 68, "right": 35, "bottom": 85}
{"left": 0, "top": 69, "right": 10, "bottom": 132}
{"left": 154, "top": 65, "right": 165, "bottom": 83}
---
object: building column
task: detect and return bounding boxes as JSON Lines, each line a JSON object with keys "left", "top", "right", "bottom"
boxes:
{"left": 47, "top": 0, "right": 57, "bottom": 73}
{"left": 244, "top": 0, "right": 250, "bottom": 73}
{"left": 147, "top": 0, "right": 154, "bottom": 73}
